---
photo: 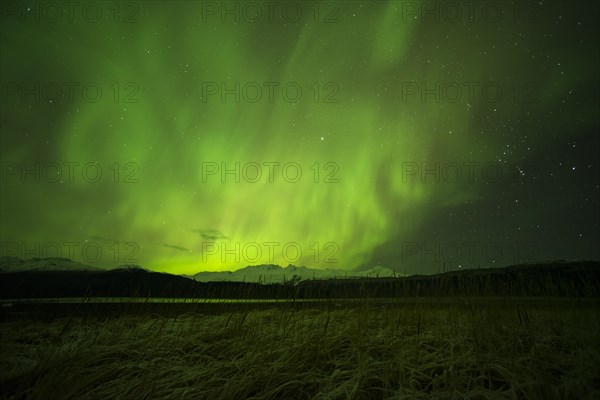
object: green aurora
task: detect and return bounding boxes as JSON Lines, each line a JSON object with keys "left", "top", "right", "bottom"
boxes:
{"left": 1, "top": 1, "right": 598, "bottom": 274}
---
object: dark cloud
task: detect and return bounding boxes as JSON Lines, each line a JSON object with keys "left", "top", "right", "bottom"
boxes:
{"left": 163, "top": 244, "right": 192, "bottom": 253}
{"left": 191, "top": 229, "right": 229, "bottom": 241}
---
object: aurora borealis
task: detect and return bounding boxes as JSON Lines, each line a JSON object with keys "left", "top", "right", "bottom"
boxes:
{"left": 0, "top": 1, "right": 598, "bottom": 275}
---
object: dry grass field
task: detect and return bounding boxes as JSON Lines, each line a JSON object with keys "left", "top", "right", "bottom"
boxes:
{"left": 1, "top": 298, "right": 599, "bottom": 399}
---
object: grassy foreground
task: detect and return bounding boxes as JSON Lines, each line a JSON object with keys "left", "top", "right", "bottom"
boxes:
{"left": 1, "top": 300, "right": 599, "bottom": 399}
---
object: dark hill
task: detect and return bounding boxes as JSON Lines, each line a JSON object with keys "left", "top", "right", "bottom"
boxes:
{"left": 0, "top": 260, "right": 598, "bottom": 299}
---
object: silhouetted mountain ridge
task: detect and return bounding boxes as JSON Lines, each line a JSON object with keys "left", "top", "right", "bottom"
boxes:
{"left": 190, "top": 263, "right": 398, "bottom": 282}
{"left": 0, "top": 258, "right": 598, "bottom": 299}
{"left": 0, "top": 256, "right": 102, "bottom": 272}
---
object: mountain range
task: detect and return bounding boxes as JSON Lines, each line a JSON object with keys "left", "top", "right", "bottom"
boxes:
{"left": 190, "top": 264, "right": 398, "bottom": 283}
{"left": 0, "top": 256, "right": 396, "bottom": 282}
{"left": 0, "top": 256, "right": 103, "bottom": 272}
{"left": 0, "top": 257, "right": 598, "bottom": 299}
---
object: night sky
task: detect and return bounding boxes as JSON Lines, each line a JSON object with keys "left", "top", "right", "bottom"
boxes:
{"left": 0, "top": 1, "right": 598, "bottom": 275}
